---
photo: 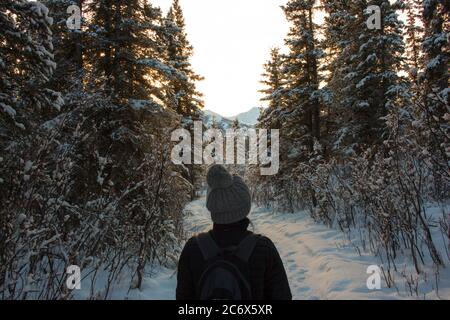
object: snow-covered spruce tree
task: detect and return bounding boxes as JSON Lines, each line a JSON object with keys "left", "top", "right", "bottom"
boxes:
{"left": 0, "top": 0, "right": 59, "bottom": 223}
{"left": 43, "top": 0, "right": 83, "bottom": 93}
{"left": 324, "top": 0, "right": 406, "bottom": 157}
{"left": 80, "top": 0, "right": 191, "bottom": 203}
{"left": 282, "top": 0, "right": 323, "bottom": 157}
{"left": 0, "top": 0, "right": 80, "bottom": 299}
{"left": 260, "top": 0, "right": 325, "bottom": 212}
{"left": 84, "top": 0, "right": 181, "bottom": 102}
{"left": 320, "top": 0, "right": 352, "bottom": 156}
{"left": 423, "top": 0, "right": 449, "bottom": 93}
{"left": 250, "top": 47, "right": 287, "bottom": 207}
{"left": 404, "top": 0, "right": 425, "bottom": 84}
{"left": 162, "top": 0, "right": 204, "bottom": 116}
{"left": 159, "top": 0, "right": 205, "bottom": 198}
{"left": 0, "top": 0, "right": 62, "bottom": 143}
{"left": 419, "top": 0, "right": 449, "bottom": 197}
{"left": 258, "top": 47, "right": 286, "bottom": 130}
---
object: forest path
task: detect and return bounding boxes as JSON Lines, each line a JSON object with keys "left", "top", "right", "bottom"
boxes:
{"left": 81, "top": 196, "right": 441, "bottom": 299}
{"left": 154, "top": 196, "right": 397, "bottom": 300}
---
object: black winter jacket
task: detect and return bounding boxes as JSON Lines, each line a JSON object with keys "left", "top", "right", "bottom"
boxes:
{"left": 176, "top": 218, "right": 292, "bottom": 300}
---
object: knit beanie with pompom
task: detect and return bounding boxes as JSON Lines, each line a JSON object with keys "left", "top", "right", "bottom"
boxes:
{"left": 205, "top": 164, "right": 251, "bottom": 224}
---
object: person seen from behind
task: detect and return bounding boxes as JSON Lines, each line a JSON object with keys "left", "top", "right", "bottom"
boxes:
{"left": 176, "top": 164, "right": 292, "bottom": 300}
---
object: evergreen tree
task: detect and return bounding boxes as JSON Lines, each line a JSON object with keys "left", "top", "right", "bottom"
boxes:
{"left": 258, "top": 47, "right": 286, "bottom": 130}
{"left": 85, "top": 0, "right": 180, "bottom": 103}
{"left": 44, "top": 0, "right": 83, "bottom": 93}
{"left": 422, "top": 0, "right": 449, "bottom": 94}
{"left": 321, "top": 0, "right": 354, "bottom": 156}
{"left": 281, "top": 0, "right": 323, "bottom": 161}
{"left": 252, "top": 0, "right": 325, "bottom": 211}
{"left": 162, "top": 0, "right": 204, "bottom": 117}
{"left": 0, "top": 0, "right": 62, "bottom": 144}
{"left": 160, "top": 0, "right": 205, "bottom": 198}
{"left": 420, "top": 0, "right": 450, "bottom": 190}
{"left": 324, "top": 0, "right": 406, "bottom": 156}
{"left": 251, "top": 48, "right": 285, "bottom": 205}
{"left": 404, "top": 0, "right": 425, "bottom": 84}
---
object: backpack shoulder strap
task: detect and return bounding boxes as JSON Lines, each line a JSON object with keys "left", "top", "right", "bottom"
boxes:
{"left": 235, "top": 233, "right": 261, "bottom": 262}
{"left": 196, "top": 232, "right": 221, "bottom": 261}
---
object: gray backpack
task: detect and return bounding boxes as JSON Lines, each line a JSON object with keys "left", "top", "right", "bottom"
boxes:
{"left": 196, "top": 232, "right": 260, "bottom": 300}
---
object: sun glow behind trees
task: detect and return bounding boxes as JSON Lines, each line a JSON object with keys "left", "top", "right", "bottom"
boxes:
{"left": 152, "top": 0, "right": 294, "bottom": 116}
{"left": 150, "top": 0, "right": 409, "bottom": 117}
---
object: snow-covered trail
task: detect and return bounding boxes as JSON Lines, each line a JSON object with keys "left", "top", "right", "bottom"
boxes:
{"left": 140, "top": 196, "right": 400, "bottom": 300}
{"left": 80, "top": 197, "right": 448, "bottom": 300}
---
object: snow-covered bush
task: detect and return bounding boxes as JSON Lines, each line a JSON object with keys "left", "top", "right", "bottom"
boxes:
{"left": 0, "top": 86, "right": 191, "bottom": 299}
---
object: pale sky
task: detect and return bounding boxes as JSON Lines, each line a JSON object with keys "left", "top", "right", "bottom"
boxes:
{"left": 151, "top": 1, "right": 406, "bottom": 117}
{"left": 152, "top": 0, "right": 290, "bottom": 117}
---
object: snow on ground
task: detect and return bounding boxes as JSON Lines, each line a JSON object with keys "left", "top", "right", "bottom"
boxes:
{"left": 184, "top": 198, "right": 398, "bottom": 300}
{"left": 76, "top": 196, "right": 450, "bottom": 300}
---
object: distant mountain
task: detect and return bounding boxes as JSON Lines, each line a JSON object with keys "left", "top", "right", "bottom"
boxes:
{"left": 229, "top": 107, "right": 260, "bottom": 126}
{"left": 202, "top": 109, "right": 228, "bottom": 124}
{"left": 201, "top": 109, "right": 235, "bottom": 130}
{"left": 201, "top": 107, "right": 260, "bottom": 130}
